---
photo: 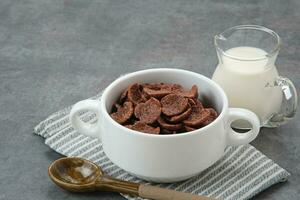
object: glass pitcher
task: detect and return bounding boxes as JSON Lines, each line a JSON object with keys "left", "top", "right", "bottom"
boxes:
{"left": 212, "top": 25, "right": 297, "bottom": 128}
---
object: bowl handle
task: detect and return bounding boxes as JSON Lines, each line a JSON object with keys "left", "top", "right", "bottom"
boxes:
{"left": 69, "top": 99, "right": 102, "bottom": 139}
{"left": 226, "top": 108, "right": 260, "bottom": 146}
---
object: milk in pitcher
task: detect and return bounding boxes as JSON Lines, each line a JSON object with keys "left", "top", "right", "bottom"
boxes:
{"left": 212, "top": 46, "right": 283, "bottom": 126}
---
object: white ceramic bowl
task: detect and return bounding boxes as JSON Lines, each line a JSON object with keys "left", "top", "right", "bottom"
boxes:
{"left": 70, "top": 68, "right": 260, "bottom": 182}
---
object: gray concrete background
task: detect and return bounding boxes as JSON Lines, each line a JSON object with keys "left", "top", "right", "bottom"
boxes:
{"left": 0, "top": 0, "right": 299, "bottom": 199}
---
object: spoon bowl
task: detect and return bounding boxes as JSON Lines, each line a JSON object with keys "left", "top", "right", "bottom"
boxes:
{"left": 48, "top": 157, "right": 102, "bottom": 192}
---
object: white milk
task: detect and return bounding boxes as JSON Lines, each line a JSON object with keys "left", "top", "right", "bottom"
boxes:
{"left": 212, "top": 47, "right": 282, "bottom": 126}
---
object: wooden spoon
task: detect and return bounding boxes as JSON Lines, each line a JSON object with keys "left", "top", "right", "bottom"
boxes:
{"left": 48, "top": 157, "right": 216, "bottom": 200}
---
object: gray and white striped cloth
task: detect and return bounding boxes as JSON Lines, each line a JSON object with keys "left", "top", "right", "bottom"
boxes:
{"left": 34, "top": 92, "right": 290, "bottom": 200}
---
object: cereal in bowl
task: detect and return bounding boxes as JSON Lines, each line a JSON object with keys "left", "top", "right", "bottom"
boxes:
{"left": 110, "top": 83, "right": 218, "bottom": 134}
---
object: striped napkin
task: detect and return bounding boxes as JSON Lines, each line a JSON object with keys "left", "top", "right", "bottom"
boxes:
{"left": 34, "top": 92, "right": 290, "bottom": 200}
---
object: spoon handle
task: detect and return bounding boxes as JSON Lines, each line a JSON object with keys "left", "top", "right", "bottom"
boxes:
{"left": 96, "top": 175, "right": 139, "bottom": 196}
{"left": 138, "top": 184, "right": 216, "bottom": 200}
{"left": 97, "top": 175, "right": 215, "bottom": 200}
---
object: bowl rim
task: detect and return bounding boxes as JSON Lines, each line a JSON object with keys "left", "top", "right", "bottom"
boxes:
{"left": 101, "top": 68, "right": 228, "bottom": 138}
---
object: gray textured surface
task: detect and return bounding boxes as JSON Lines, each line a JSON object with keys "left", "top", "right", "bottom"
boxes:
{"left": 0, "top": 0, "right": 299, "bottom": 199}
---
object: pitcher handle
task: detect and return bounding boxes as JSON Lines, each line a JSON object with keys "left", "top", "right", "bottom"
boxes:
{"left": 264, "top": 76, "right": 298, "bottom": 127}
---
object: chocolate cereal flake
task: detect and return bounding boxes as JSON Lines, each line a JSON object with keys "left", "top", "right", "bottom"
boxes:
{"left": 126, "top": 122, "right": 160, "bottom": 134}
{"left": 183, "top": 108, "right": 211, "bottom": 127}
{"left": 127, "top": 83, "right": 144, "bottom": 105}
{"left": 157, "top": 117, "right": 182, "bottom": 131}
{"left": 110, "top": 101, "right": 134, "bottom": 124}
{"left": 161, "top": 94, "right": 189, "bottom": 116}
{"left": 134, "top": 97, "right": 161, "bottom": 124}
